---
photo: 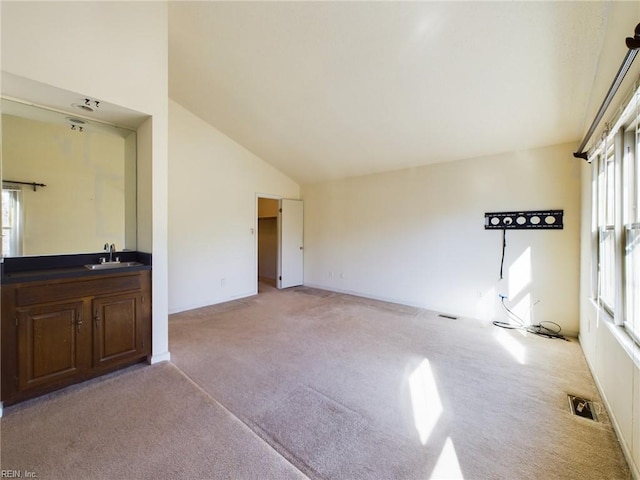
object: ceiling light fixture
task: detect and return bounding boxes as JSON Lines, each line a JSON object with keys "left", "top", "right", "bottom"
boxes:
{"left": 72, "top": 102, "right": 94, "bottom": 113}
{"left": 67, "top": 117, "right": 86, "bottom": 132}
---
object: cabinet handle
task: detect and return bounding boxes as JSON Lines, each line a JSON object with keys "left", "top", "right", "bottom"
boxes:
{"left": 94, "top": 310, "right": 101, "bottom": 324}
{"left": 76, "top": 313, "right": 83, "bottom": 332}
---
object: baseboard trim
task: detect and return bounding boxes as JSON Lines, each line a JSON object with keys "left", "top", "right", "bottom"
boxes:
{"left": 149, "top": 351, "right": 171, "bottom": 364}
{"left": 303, "top": 282, "right": 430, "bottom": 311}
{"left": 168, "top": 291, "right": 257, "bottom": 315}
{"left": 578, "top": 334, "right": 639, "bottom": 479}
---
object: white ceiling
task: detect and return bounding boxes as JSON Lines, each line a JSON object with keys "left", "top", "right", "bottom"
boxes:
{"left": 168, "top": 1, "right": 629, "bottom": 185}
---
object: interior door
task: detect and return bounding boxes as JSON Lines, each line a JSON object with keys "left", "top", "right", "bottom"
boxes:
{"left": 278, "top": 199, "right": 304, "bottom": 289}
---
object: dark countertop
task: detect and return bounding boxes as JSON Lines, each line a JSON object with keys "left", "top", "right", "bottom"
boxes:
{"left": 1, "top": 251, "right": 152, "bottom": 284}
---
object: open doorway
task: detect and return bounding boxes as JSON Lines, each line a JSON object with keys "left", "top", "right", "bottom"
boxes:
{"left": 257, "top": 197, "right": 279, "bottom": 289}
{"left": 256, "top": 195, "right": 304, "bottom": 293}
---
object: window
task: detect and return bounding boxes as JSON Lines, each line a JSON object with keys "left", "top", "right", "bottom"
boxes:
{"left": 623, "top": 110, "right": 640, "bottom": 341}
{"left": 596, "top": 141, "right": 616, "bottom": 312}
{"left": 592, "top": 83, "right": 640, "bottom": 342}
{"left": 2, "top": 187, "right": 23, "bottom": 257}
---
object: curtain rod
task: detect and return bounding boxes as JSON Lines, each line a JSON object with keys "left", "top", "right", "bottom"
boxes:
{"left": 2, "top": 180, "right": 47, "bottom": 191}
{"left": 574, "top": 23, "right": 640, "bottom": 161}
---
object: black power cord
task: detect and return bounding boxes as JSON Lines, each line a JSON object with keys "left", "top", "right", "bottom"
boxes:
{"left": 499, "top": 229, "right": 506, "bottom": 280}
{"left": 492, "top": 295, "right": 569, "bottom": 341}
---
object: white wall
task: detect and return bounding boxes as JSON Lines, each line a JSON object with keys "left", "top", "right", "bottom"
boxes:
{"left": 1, "top": 1, "right": 170, "bottom": 363}
{"left": 168, "top": 100, "right": 299, "bottom": 313}
{"left": 303, "top": 142, "right": 581, "bottom": 334}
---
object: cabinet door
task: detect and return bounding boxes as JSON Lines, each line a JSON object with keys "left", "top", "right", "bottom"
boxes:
{"left": 17, "top": 301, "right": 85, "bottom": 391}
{"left": 93, "top": 292, "right": 144, "bottom": 368}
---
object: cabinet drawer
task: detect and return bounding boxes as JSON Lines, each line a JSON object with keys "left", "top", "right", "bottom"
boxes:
{"left": 15, "top": 274, "right": 142, "bottom": 307}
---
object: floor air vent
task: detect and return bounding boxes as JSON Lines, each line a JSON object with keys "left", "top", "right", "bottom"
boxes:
{"left": 568, "top": 394, "right": 598, "bottom": 421}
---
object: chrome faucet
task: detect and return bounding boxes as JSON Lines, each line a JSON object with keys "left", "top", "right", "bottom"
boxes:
{"left": 109, "top": 243, "right": 118, "bottom": 263}
{"left": 101, "top": 243, "right": 119, "bottom": 263}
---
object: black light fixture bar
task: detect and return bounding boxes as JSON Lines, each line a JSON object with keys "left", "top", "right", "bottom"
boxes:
{"left": 574, "top": 23, "right": 640, "bottom": 161}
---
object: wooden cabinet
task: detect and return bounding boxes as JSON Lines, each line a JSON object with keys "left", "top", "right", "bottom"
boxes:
{"left": 92, "top": 292, "right": 146, "bottom": 368}
{"left": 17, "top": 301, "right": 85, "bottom": 391}
{"left": 1, "top": 270, "right": 151, "bottom": 406}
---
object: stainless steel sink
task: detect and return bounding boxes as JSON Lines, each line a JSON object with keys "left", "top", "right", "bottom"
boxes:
{"left": 84, "top": 261, "right": 144, "bottom": 270}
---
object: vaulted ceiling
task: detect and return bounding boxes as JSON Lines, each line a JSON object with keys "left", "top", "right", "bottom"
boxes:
{"left": 169, "top": 2, "right": 640, "bottom": 184}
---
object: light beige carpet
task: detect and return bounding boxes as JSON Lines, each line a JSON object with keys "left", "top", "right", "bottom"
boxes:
{"left": 1, "top": 283, "right": 631, "bottom": 479}
{"left": 0, "top": 362, "right": 306, "bottom": 480}
{"left": 169, "top": 283, "right": 631, "bottom": 480}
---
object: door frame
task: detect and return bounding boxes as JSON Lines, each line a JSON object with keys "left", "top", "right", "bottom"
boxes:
{"left": 255, "top": 193, "right": 282, "bottom": 293}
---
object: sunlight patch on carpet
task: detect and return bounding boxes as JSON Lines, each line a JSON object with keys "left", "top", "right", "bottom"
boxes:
{"left": 409, "top": 359, "right": 442, "bottom": 445}
{"left": 430, "top": 437, "right": 464, "bottom": 479}
{"left": 494, "top": 329, "right": 526, "bottom": 364}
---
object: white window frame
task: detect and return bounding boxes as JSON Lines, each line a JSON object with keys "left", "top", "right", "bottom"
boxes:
{"left": 596, "top": 139, "right": 617, "bottom": 314}
{"left": 591, "top": 83, "right": 640, "bottom": 344}
{"left": 1, "top": 186, "right": 23, "bottom": 257}
{"left": 622, "top": 103, "right": 640, "bottom": 342}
